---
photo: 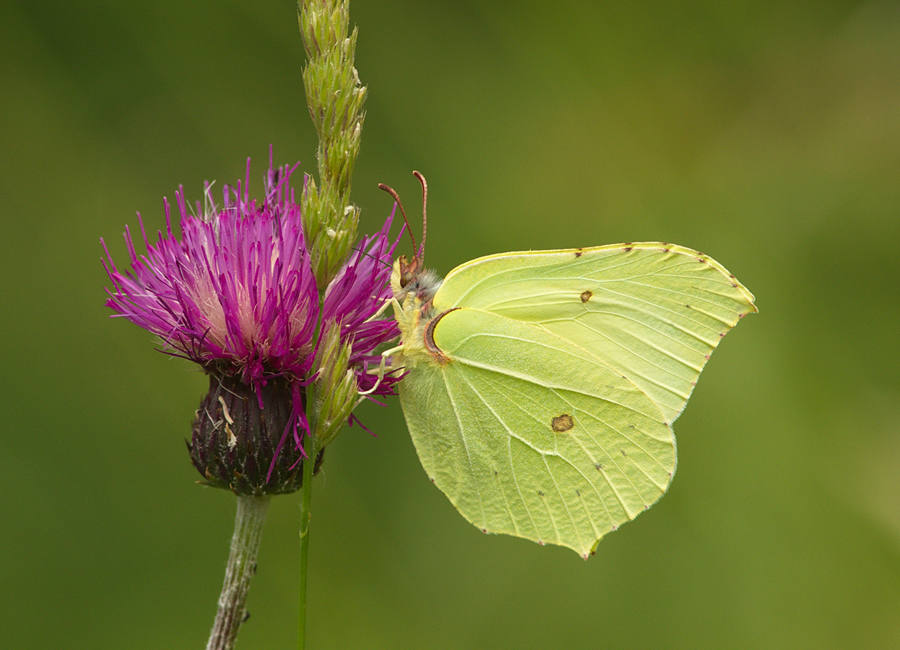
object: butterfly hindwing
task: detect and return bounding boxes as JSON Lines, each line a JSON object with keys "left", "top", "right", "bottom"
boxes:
{"left": 399, "top": 307, "right": 675, "bottom": 558}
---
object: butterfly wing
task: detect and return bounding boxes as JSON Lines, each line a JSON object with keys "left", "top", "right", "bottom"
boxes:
{"left": 432, "top": 243, "right": 756, "bottom": 425}
{"left": 399, "top": 307, "right": 675, "bottom": 558}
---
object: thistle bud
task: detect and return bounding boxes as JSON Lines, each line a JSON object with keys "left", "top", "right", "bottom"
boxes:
{"left": 313, "top": 322, "right": 359, "bottom": 448}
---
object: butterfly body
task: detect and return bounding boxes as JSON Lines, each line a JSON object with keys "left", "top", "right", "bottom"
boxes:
{"left": 391, "top": 242, "right": 755, "bottom": 558}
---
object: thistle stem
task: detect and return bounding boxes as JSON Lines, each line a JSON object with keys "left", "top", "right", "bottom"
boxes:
{"left": 206, "top": 495, "right": 271, "bottom": 650}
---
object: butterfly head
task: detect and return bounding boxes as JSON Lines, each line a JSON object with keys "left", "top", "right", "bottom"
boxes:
{"left": 391, "top": 255, "right": 442, "bottom": 308}
{"left": 382, "top": 171, "right": 438, "bottom": 307}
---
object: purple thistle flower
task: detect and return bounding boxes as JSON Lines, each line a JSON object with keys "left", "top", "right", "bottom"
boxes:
{"left": 323, "top": 214, "right": 403, "bottom": 395}
{"left": 102, "top": 155, "right": 400, "bottom": 494}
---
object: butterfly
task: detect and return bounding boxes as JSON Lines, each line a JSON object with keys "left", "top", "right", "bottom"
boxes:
{"left": 382, "top": 175, "right": 756, "bottom": 558}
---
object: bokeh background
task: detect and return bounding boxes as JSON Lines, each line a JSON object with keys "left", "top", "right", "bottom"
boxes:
{"left": 2, "top": 1, "right": 898, "bottom": 648}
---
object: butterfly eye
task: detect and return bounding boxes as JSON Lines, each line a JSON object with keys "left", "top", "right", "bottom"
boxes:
{"left": 398, "top": 255, "right": 419, "bottom": 289}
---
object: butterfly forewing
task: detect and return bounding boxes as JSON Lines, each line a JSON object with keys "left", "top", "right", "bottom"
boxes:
{"left": 432, "top": 243, "right": 757, "bottom": 424}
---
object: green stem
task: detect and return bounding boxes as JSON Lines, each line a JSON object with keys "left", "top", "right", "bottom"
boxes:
{"left": 297, "top": 400, "right": 319, "bottom": 650}
{"left": 295, "top": 0, "right": 362, "bottom": 645}
{"left": 206, "top": 495, "right": 271, "bottom": 650}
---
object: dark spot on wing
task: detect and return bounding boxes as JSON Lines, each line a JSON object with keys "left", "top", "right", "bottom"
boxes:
{"left": 537, "top": 490, "right": 545, "bottom": 497}
{"left": 580, "top": 290, "right": 593, "bottom": 303}
{"left": 574, "top": 249, "right": 584, "bottom": 258}
{"left": 551, "top": 414, "right": 574, "bottom": 432}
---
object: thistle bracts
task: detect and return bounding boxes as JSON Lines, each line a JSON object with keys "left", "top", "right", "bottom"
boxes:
{"left": 190, "top": 374, "right": 324, "bottom": 495}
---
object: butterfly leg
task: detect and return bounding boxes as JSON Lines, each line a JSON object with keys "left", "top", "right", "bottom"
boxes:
{"left": 354, "top": 343, "right": 403, "bottom": 404}
{"left": 354, "top": 295, "right": 410, "bottom": 403}
{"left": 364, "top": 296, "right": 392, "bottom": 322}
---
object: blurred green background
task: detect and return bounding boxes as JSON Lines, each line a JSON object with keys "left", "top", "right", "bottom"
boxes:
{"left": 2, "top": 0, "right": 898, "bottom": 648}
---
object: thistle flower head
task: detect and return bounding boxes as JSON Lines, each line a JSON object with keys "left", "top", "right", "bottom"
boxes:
{"left": 102, "top": 154, "right": 400, "bottom": 494}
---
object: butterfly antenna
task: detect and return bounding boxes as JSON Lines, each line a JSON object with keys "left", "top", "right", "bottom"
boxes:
{"left": 412, "top": 171, "right": 427, "bottom": 267}
{"left": 351, "top": 245, "right": 394, "bottom": 271}
{"left": 378, "top": 182, "right": 419, "bottom": 264}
